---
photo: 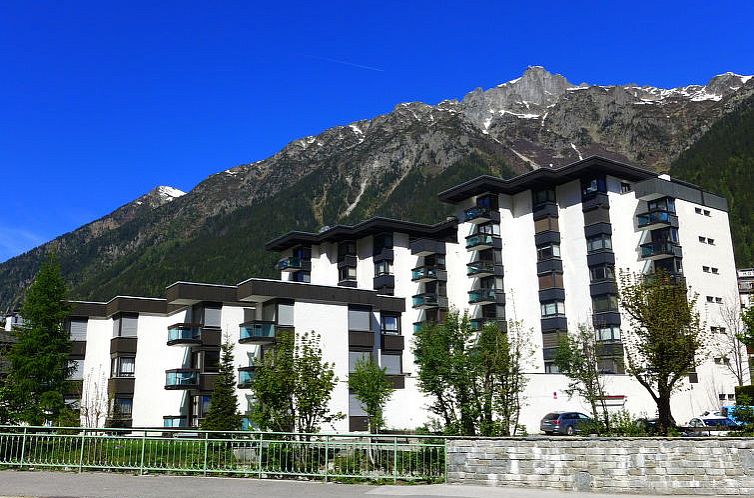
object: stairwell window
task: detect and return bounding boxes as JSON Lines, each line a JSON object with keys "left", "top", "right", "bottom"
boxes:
{"left": 111, "top": 356, "right": 135, "bottom": 378}
{"left": 380, "top": 314, "right": 400, "bottom": 336}
{"left": 596, "top": 326, "right": 621, "bottom": 342}
{"left": 537, "top": 243, "right": 561, "bottom": 261}
{"left": 592, "top": 294, "right": 619, "bottom": 313}
{"left": 589, "top": 264, "right": 615, "bottom": 282}
{"left": 541, "top": 300, "right": 565, "bottom": 318}
{"left": 586, "top": 234, "right": 612, "bottom": 253}
{"left": 374, "top": 260, "right": 392, "bottom": 276}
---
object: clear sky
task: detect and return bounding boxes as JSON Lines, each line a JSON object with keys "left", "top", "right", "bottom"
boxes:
{"left": 1, "top": 0, "right": 753, "bottom": 263}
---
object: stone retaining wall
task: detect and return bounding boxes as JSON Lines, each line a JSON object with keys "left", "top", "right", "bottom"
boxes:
{"left": 447, "top": 438, "right": 754, "bottom": 495}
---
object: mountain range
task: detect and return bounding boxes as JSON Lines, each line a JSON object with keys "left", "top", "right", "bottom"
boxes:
{"left": 1, "top": 66, "right": 753, "bottom": 310}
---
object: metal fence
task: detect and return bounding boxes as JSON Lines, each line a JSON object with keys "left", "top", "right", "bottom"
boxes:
{"left": 0, "top": 426, "right": 446, "bottom": 483}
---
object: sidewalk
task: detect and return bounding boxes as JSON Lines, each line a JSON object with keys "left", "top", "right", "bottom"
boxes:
{"left": 0, "top": 470, "right": 700, "bottom": 498}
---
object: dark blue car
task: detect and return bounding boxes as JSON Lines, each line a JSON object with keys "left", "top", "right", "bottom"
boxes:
{"left": 540, "top": 411, "right": 592, "bottom": 435}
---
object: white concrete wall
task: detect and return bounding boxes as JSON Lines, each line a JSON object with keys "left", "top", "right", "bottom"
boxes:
{"left": 79, "top": 317, "right": 111, "bottom": 427}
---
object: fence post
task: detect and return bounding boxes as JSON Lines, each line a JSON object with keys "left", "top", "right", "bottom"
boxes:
{"left": 203, "top": 432, "right": 209, "bottom": 476}
{"left": 78, "top": 429, "right": 86, "bottom": 473}
{"left": 393, "top": 436, "right": 398, "bottom": 484}
{"left": 139, "top": 430, "right": 147, "bottom": 475}
{"left": 323, "top": 434, "right": 329, "bottom": 482}
{"left": 444, "top": 438, "right": 448, "bottom": 484}
{"left": 257, "top": 433, "right": 263, "bottom": 479}
{"left": 19, "top": 427, "right": 28, "bottom": 467}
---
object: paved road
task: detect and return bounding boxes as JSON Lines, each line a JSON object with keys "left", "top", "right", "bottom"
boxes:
{"left": 0, "top": 471, "right": 698, "bottom": 498}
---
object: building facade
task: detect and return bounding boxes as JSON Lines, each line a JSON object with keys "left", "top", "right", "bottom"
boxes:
{"left": 4, "top": 156, "right": 747, "bottom": 432}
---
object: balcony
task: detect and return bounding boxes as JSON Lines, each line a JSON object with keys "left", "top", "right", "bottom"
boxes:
{"left": 469, "top": 317, "right": 505, "bottom": 331}
{"left": 410, "top": 238, "right": 446, "bottom": 256}
{"left": 165, "top": 369, "right": 200, "bottom": 390}
{"left": 166, "top": 323, "right": 202, "bottom": 346}
{"left": 411, "top": 266, "right": 446, "bottom": 283}
{"left": 640, "top": 241, "right": 682, "bottom": 260}
{"left": 277, "top": 257, "right": 310, "bottom": 272}
{"left": 239, "top": 321, "right": 276, "bottom": 344}
{"left": 465, "top": 233, "right": 499, "bottom": 251}
{"left": 238, "top": 366, "right": 257, "bottom": 389}
{"left": 467, "top": 260, "right": 495, "bottom": 277}
{"left": 412, "top": 293, "right": 448, "bottom": 310}
{"left": 463, "top": 206, "right": 499, "bottom": 224}
{"left": 637, "top": 210, "right": 678, "bottom": 230}
{"left": 468, "top": 288, "right": 499, "bottom": 305}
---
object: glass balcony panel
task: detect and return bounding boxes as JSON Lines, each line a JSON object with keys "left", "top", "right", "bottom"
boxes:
{"left": 464, "top": 206, "right": 491, "bottom": 222}
{"left": 411, "top": 266, "right": 438, "bottom": 281}
{"left": 238, "top": 369, "right": 256, "bottom": 386}
{"left": 637, "top": 210, "right": 673, "bottom": 228}
{"left": 640, "top": 241, "right": 677, "bottom": 258}
{"left": 277, "top": 257, "right": 302, "bottom": 271}
{"left": 412, "top": 293, "right": 438, "bottom": 307}
{"left": 465, "top": 233, "right": 495, "bottom": 250}
{"left": 239, "top": 322, "right": 276, "bottom": 342}
{"left": 165, "top": 370, "right": 199, "bottom": 388}
{"left": 167, "top": 325, "right": 201, "bottom": 344}
{"left": 467, "top": 261, "right": 495, "bottom": 276}
{"left": 468, "top": 288, "right": 497, "bottom": 304}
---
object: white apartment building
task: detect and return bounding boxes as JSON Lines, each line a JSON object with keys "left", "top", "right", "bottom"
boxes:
{"left": 4, "top": 156, "right": 747, "bottom": 432}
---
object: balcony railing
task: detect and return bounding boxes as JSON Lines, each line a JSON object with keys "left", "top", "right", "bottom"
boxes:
{"left": 412, "top": 293, "right": 447, "bottom": 309}
{"left": 467, "top": 260, "right": 495, "bottom": 277}
{"left": 468, "top": 288, "right": 498, "bottom": 305}
{"left": 640, "top": 241, "right": 681, "bottom": 259}
{"left": 469, "top": 317, "right": 505, "bottom": 331}
{"left": 463, "top": 206, "right": 494, "bottom": 224}
{"left": 239, "top": 321, "right": 276, "bottom": 344}
{"left": 166, "top": 323, "right": 202, "bottom": 346}
{"left": 411, "top": 266, "right": 446, "bottom": 282}
{"left": 277, "top": 257, "right": 303, "bottom": 272}
{"left": 637, "top": 210, "right": 676, "bottom": 229}
{"left": 165, "top": 369, "right": 200, "bottom": 390}
{"left": 465, "top": 233, "right": 496, "bottom": 250}
{"left": 238, "top": 366, "right": 257, "bottom": 388}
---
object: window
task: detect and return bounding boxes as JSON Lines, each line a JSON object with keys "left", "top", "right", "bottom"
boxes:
{"left": 203, "top": 350, "right": 220, "bottom": 373}
{"left": 596, "top": 326, "right": 621, "bottom": 342}
{"left": 711, "top": 267, "right": 719, "bottom": 274}
{"left": 703, "top": 266, "right": 710, "bottom": 273}
{"left": 348, "top": 306, "right": 371, "bottom": 331}
{"left": 380, "top": 314, "right": 400, "bottom": 335}
{"left": 539, "top": 272, "right": 564, "bottom": 289}
{"left": 711, "top": 326, "right": 727, "bottom": 334}
{"left": 537, "top": 244, "right": 561, "bottom": 260}
{"left": 707, "top": 238, "right": 715, "bottom": 245}
{"left": 113, "top": 397, "right": 133, "bottom": 417}
{"left": 715, "top": 297, "right": 723, "bottom": 304}
{"left": 714, "top": 357, "right": 731, "bottom": 366}
{"left": 68, "top": 318, "right": 88, "bottom": 341}
{"left": 651, "top": 227, "right": 678, "bottom": 243}
{"left": 111, "top": 356, "right": 135, "bottom": 377}
{"left": 476, "top": 222, "right": 500, "bottom": 236}
{"left": 620, "top": 182, "right": 632, "bottom": 193}
{"left": 589, "top": 265, "right": 615, "bottom": 282}
{"left": 291, "top": 271, "right": 310, "bottom": 283}
{"left": 540, "top": 300, "right": 565, "bottom": 317}
{"left": 706, "top": 296, "right": 714, "bottom": 303}
{"left": 695, "top": 207, "right": 702, "bottom": 214}
{"left": 581, "top": 176, "right": 606, "bottom": 199}
{"left": 348, "top": 393, "right": 367, "bottom": 416}
{"left": 704, "top": 210, "right": 711, "bottom": 216}
{"left": 113, "top": 313, "right": 138, "bottom": 337}
{"left": 381, "top": 353, "right": 402, "bottom": 374}
{"left": 202, "top": 306, "right": 222, "bottom": 328}
{"left": 373, "top": 233, "right": 393, "bottom": 255}
{"left": 586, "top": 234, "right": 612, "bottom": 253}
{"left": 374, "top": 260, "right": 392, "bottom": 276}
{"left": 69, "top": 359, "right": 84, "bottom": 380}
{"left": 339, "top": 265, "right": 357, "bottom": 281}
{"left": 476, "top": 194, "right": 498, "bottom": 210}
{"left": 349, "top": 351, "right": 371, "bottom": 372}
{"left": 698, "top": 236, "right": 706, "bottom": 243}
{"left": 532, "top": 188, "right": 556, "bottom": 207}
{"left": 592, "top": 294, "right": 619, "bottom": 313}
{"left": 647, "top": 197, "right": 675, "bottom": 213}
{"left": 338, "top": 241, "right": 357, "bottom": 261}
{"left": 544, "top": 361, "right": 560, "bottom": 373}
{"left": 534, "top": 216, "right": 559, "bottom": 233}
{"left": 277, "top": 302, "right": 295, "bottom": 326}
{"left": 597, "top": 358, "right": 623, "bottom": 374}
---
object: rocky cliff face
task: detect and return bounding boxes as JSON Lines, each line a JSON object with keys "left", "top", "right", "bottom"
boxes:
{"left": 1, "top": 67, "right": 752, "bottom": 308}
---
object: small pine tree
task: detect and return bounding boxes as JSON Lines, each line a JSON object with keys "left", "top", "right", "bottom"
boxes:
{"left": 4, "top": 253, "right": 72, "bottom": 425}
{"left": 201, "top": 338, "right": 242, "bottom": 432}
{"left": 348, "top": 358, "right": 393, "bottom": 433}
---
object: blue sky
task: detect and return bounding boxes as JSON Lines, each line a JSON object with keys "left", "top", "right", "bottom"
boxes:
{"left": 1, "top": 0, "right": 753, "bottom": 263}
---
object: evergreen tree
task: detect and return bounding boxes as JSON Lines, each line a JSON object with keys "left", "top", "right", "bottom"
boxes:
{"left": 4, "top": 254, "right": 72, "bottom": 424}
{"left": 348, "top": 357, "right": 394, "bottom": 433}
{"left": 201, "top": 338, "right": 242, "bottom": 432}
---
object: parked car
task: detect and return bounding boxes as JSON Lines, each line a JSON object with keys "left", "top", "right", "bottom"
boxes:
{"left": 540, "top": 411, "right": 592, "bottom": 435}
{"left": 684, "top": 416, "right": 740, "bottom": 436}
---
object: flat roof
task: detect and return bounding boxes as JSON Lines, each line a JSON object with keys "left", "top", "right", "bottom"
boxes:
{"left": 437, "top": 155, "right": 658, "bottom": 203}
{"left": 265, "top": 216, "right": 458, "bottom": 252}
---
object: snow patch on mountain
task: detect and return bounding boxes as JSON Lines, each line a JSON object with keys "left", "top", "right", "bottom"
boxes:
{"left": 157, "top": 186, "right": 186, "bottom": 200}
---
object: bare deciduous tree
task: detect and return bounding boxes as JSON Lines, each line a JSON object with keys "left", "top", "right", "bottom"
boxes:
{"left": 712, "top": 298, "right": 750, "bottom": 387}
{"left": 80, "top": 366, "right": 108, "bottom": 428}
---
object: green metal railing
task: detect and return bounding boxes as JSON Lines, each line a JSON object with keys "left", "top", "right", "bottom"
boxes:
{"left": 0, "top": 426, "right": 446, "bottom": 483}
